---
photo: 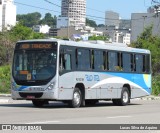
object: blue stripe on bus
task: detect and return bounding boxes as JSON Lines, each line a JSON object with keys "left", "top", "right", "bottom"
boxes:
{"left": 101, "top": 72, "right": 151, "bottom": 93}
{"left": 17, "top": 86, "right": 29, "bottom": 91}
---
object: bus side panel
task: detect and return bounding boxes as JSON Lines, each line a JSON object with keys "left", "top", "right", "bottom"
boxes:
{"left": 58, "top": 72, "right": 74, "bottom": 100}
{"left": 131, "top": 74, "right": 151, "bottom": 98}
{"left": 86, "top": 88, "right": 97, "bottom": 99}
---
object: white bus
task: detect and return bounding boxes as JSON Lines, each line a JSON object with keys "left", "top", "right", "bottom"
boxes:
{"left": 11, "top": 39, "right": 151, "bottom": 108}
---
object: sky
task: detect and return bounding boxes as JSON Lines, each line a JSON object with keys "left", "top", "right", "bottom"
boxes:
{"left": 14, "top": 0, "right": 153, "bottom": 24}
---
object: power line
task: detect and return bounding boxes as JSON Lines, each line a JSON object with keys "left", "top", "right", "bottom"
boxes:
{"left": 15, "top": 2, "right": 61, "bottom": 14}
{"left": 152, "top": 0, "right": 160, "bottom": 4}
{"left": 44, "top": 0, "right": 105, "bottom": 14}
{"left": 15, "top": 1, "right": 156, "bottom": 22}
{"left": 44, "top": 0, "right": 61, "bottom": 8}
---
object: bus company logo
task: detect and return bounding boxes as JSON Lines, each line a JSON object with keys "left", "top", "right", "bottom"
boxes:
{"left": 2, "top": 125, "right": 11, "bottom": 130}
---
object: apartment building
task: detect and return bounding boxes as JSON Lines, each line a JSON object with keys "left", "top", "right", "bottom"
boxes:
{"left": 61, "top": 0, "right": 86, "bottom": 27}
{"left": 0, "top": 0, "right": 16, "bottom": 31}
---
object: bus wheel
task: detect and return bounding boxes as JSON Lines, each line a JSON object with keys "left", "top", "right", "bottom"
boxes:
{"left": 69, "top": 88, "right": 82, "bottom": 108}
{"left": 113, "top": 87, "right": 130, "bottom": 106}
{"left": 32, "top": 100, "right": 45, "bottom": 107}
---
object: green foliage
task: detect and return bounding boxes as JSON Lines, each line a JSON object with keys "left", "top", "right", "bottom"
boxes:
{"left": 10, "top": 23, "right": 33, "bottom": 40}
{"left": 86, "top": 18, "right": 97, "bottom": 27}
{"left": 40, "top": 13, "right": 56, "bottom": 27}
{"left": 130, "top": 26, "right": 160, "bottom": 95}
{"left": 0, "top": 65, "right": 11, "bottom": 94}
{"left": 130, "top": 26, "right": 160, "bottom": 75}
{"left": 17, "top": 12, "right": 57, "bottom": 28}
{"left": 0, "top": 23, "right": 45, "bottom": 66}
{"left": 0, "top": 45, "right": 7, "bottom": 65}
{"left": 152, "top": 74, "right": 160, "bottom": 96}
{"left": 97, "top": 24, "right": 105, "bottom": 27}
{"left": 89, "top": 35, "right": 108, "bottom": 41}
{"left": 17, "top": 12, "right": 41, "bottom": 27}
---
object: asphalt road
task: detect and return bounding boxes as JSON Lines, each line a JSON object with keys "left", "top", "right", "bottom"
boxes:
{"left": 0, "top": 99, "right": 160, "bottom": 133}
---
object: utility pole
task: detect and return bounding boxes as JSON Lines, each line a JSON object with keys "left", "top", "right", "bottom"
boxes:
{"left": 142, "top": 15, "right": 147, "bottom": 31}
{"left": 67, "top": 0, "right": 72, "bottom": 39}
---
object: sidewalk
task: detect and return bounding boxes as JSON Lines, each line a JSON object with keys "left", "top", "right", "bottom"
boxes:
{"left": 0, "top": 94, "right": 11, "bottom": 97}
{"left": 140, "top": 95, "right": 160, "bottom": 100}
{"left": 0, "top": 94, "right": 160, "bottom": 103}
{"left": 0, "top": 94, "right": 11, "bottom": 103}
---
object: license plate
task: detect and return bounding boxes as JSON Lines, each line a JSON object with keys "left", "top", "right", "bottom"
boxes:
{"left": 27, "top": 96, "right": 35, "bottom": 99}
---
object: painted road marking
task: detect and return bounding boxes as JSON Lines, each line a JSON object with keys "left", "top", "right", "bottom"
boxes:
{"left": 106, "top": 116, "right": 132, "bottom": 119}
{"left": 26, "top": 121, "right": 60, "bottom": 124}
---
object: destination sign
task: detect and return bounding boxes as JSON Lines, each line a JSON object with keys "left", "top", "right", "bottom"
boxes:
{"left": 17, "top": 42, "right": 57, "bottom": 50}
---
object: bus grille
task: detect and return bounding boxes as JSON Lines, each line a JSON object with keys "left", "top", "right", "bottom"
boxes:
{"left": 19, "top": 92, "right": 43, "bottom": 98}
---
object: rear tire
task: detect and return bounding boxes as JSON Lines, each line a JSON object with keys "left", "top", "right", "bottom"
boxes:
{"left": 113, "top": 87, "right": 130, "bottom": 106}
{"left": 69, "top": 88, "right": 82, "bottom": 108}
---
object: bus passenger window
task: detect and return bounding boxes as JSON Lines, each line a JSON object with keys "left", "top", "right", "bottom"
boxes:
{"left": 143, "top": 54, "right": 150, "bottom": 73}
{"left": 59, "top": 54, "right": 71, "bottom": 71}
{"left": 108, "top": 51, "right": 118, "bottom": 71}
{"left": 93, "top": 50, "right": 104, "bottom": 70}
{"left": 135, "top": 54, "right": 143, "bottom": 73}
{"left": 77, "top": 49, "right": 90, "bottom": 70}
{"left": 122, "top": 53, "right": 131, "bottom": 72}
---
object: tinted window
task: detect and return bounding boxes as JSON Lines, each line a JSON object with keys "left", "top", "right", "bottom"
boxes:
{"left": 60, "top": 54, "right": 72, "bottom": 71}
{"left": 108, "top": 51, "right": 118, "bottom": 71}
{"left": 135, "top": 54, "right": 143, "bottom": 73}
{"left": 93, "top": 50, "right": 104, "bottom": 70}
{"left": 122, "top": 53, "right": 131, "bottom": 72}
{"left": 77, "top": 49, "right": 90, "bottom": 70}
{"left": 143, "top": 54, "right": 150, "bottom": 73}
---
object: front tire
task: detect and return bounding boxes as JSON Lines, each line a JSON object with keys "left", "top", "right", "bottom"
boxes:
{"left": 69, "top": 88, "right": 82, "bottom": 108}
{"left": 32, "top": 100, "right": 46, "bottom": 107}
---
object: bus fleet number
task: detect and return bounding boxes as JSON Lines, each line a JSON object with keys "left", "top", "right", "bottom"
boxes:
{"left": 85, "top": 75, "right": 100, "bottom": 81}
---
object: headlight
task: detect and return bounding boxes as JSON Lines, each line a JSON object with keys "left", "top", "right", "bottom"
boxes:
{"left": 47, "top": 83, "right": 55, "bottom": 90}
{"left": 11, "top": 82, "right": 17, "bottom": 90}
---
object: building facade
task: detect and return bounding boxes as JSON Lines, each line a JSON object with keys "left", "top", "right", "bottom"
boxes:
{"left": 57, "top": 17, "right": 75, "bottom": 28}
{"left": 131, "top": 13, "right": 157, "bottom": 42}
{"left": 33, "top": 25, "right": 50, "bottom": 34}
{"left": 61, "top": 0, "right": 86, "bottom": 27}
{"left": 105, "top": 11, "right": 119, "bottom": 27}
{"left": 0, "top": 0, "right": 16, "bottom": 31}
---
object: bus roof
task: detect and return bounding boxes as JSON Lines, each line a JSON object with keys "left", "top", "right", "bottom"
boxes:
{"left": 17, "top": 39, "right": 150, "bottom": 54}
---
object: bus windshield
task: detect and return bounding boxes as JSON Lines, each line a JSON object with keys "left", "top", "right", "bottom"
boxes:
{"left": 13, "top": 42, "right": 57, "bottom": 85}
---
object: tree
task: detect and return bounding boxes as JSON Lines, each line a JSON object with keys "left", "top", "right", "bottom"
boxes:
{"left": 86, "top": 18, "right": 97, "bottom": 27}
{"left": 39, "top": 13, "right": 56, "bottom": 27}
{"left": 89, "top": 35, "right": 108, "bottom": 41}
{"left": 17, "top": 12, "right": 41, "bottom": 27}
{"left": 130, "top": 25, "right": 160, "bottom": 75}
{"left": 97, "top": 24, "right": 105, "bottom": 27}
{"left": 0, "top": 23, "right": 45, "bottom": 65}
{"left": 10, "top": 23, "right": 33, "bottom": 40}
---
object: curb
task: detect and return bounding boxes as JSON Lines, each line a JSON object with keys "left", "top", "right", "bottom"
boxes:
{"left": 0, "top": 99, "right": 9, "bottom": 103}
{"left": 0, "top": 94, "right": 11, "bottom": 97}
{"left": 141, "top": 96, "right": 160, "bottom": 100}
{"left": 0, "top": 94, "right": 11, "bottom": 103}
